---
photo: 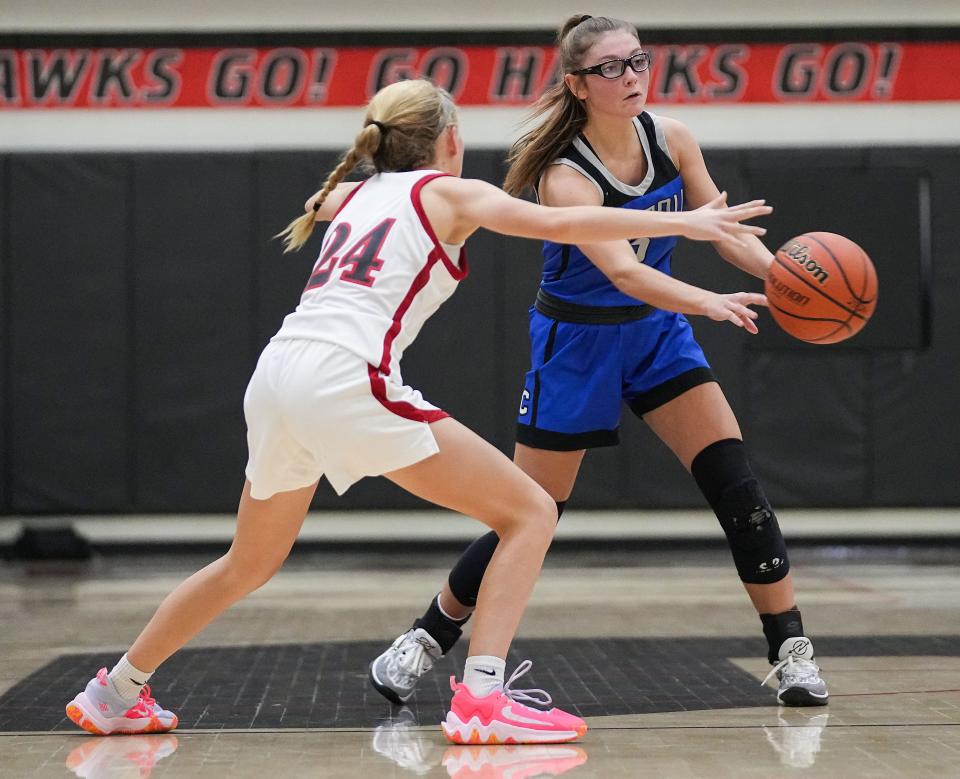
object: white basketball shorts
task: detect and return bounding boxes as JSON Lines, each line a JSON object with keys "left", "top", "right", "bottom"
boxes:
{"left": 243, "top": 339, "right": 447, "bottom": 499}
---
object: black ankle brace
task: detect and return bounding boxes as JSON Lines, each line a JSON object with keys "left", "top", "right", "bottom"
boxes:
{"left": 414, "top": 596, "right": 465, "bottom": 654}
{"left": 760, "top": 607, "right": 805, "bottom": 664}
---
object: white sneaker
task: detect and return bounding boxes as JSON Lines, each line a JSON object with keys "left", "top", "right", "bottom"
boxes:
{"left": 761, "top": 637, "right": 829, "bottom": 706}
{"left": 369, "top": 628, "right": 442, "bottom": 704}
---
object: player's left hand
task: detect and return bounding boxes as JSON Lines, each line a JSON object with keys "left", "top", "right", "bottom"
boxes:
{"left": 701, "top": 291, "right": 769, "bottom": 334}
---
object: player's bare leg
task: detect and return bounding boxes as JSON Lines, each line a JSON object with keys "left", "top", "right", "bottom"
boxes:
{"left": 385, "top": 418, "right": 557, "bottom": 660}
{"left": 66, "top": 480, "right": 316, "bottom": 734}
{"left": 126, "top": 481, "right": 316, "bottom": 671}
{"left": 385, "top": 417, "right": 586, "bottom": 742}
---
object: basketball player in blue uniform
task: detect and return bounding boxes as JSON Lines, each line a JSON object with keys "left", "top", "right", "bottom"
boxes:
{"left": 371, "top": 15, "right": 828, "bottom": 708}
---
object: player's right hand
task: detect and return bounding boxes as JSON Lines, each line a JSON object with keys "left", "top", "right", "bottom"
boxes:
{"left": 682, "top": 193, "right": 772, "bottom": 244}
{"left": 700, "top": 291, "right": 769, "bottom": 334}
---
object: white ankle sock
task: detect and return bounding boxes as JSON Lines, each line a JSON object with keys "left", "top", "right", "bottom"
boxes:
{"left": 108, "top": 654, "right": 153, "bottom": 701}
{"left": 463, "top": 655, "right": 505, "bottom": 698}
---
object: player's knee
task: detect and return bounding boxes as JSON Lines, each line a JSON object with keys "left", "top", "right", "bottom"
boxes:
{"left": 222, "top": 548, "right": 289, "bottom": 592}
{"left": 713, "top": 478, "right": 789, "bottom": 583}
{"left": 495, "top": 487, "right": 556, "bottom": 541}
{"left": 526, "top": 489, "right": 559, "bottom": 541}
{"left": 691, "top": 439, "right": 789, "bottom": 585}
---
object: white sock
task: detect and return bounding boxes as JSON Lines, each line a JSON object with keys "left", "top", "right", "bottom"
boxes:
{"left": 108, "top": 653, "right": 153, "bottom": 701}
{"left": 463, "top": 655, "right": 505, "bottom": 698}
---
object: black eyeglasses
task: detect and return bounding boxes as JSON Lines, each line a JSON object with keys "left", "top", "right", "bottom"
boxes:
{"left": 572, "top": 52, "right": 651, "bottom": 79}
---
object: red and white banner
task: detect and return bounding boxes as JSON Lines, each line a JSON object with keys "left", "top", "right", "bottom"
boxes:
{"left": 1, "top": 41, "right": 958, "bottom": 109}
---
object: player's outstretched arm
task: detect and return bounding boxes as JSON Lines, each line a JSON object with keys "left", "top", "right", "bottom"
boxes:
{"left": 442, "top": 177, "right": 770, "bottom": 246}
{"left": 421, "top": 173, "right": 769, "bottom": 332}
{"left": 576, "top": 239, "right": 768, "bottom": 333}
{"left": 437, "top": 169, "right": 768, "bottom": 333}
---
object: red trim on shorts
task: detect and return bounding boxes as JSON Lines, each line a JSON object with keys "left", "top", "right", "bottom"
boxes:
{"left": 367, "top": 364, "right": 449, "bottom": 423}
{"left": 410, "top": 173, "right": 470, "bottom": 281}
{"left": 330, "top": 180, "right": 368, "bottom": 220}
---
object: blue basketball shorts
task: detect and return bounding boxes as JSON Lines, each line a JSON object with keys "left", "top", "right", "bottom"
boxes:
{"left": 515, "top": 307, "right": 716, "bottom": 451}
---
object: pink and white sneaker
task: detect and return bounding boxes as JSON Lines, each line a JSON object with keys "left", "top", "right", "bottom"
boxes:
{"left": 66, "top": 668, "right": 178, "bottom": 736}
{"left": 441, "top": 660, "right": 587, "bottom": 745}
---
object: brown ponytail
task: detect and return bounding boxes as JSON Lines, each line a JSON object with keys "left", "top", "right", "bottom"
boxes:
{"left": 503, "top": 14, "right": 640, "bottom": 197}
{"left": 277, "top": 79, "right": 458, "bottom": 253}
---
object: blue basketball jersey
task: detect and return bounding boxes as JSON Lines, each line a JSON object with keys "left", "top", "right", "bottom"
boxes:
{"left": 515, "top": 111, "right": 716, "bottom": 451}
{"left": 540, "top": 112, "right": 684, "bottom": 307}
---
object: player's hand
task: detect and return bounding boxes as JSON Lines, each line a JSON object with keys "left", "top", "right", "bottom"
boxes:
{"left": 700, "top": 291, "right": 769, "bottom": 334}
{"left": 682, "top": 193, "right": 772, "bottom": 245}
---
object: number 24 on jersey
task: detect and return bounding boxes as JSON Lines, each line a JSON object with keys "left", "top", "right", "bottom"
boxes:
{"left": 305, "top": 218, "right": 396, "bottom": 291}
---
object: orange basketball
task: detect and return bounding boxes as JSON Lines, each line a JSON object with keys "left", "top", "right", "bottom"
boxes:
{"left": 765, "top": 232, "right": 878, "bottom": 344}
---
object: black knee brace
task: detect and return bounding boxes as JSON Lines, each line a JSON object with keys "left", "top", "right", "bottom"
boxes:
{"left": 447, "top": 530, "right": 499, "bottom": 607}
{"left": 691, "top": 439, "right": 789, "bottom": 584}
{"left": 447, "top": 500, "right": 567, "bottom": 607}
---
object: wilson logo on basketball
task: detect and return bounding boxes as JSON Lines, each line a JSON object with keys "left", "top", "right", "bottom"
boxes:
{"left": 768, "top": 276, "right": 810, "bottom": 306}
{"left": 784, "top": 242, "right": 830, "bottom": 284}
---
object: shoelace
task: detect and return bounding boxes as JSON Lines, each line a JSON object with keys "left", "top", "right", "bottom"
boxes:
{"left": 125, "top": 686, "right": 157, "bottom": 717}
{"left": 134, "top": 685, "right": 175, "bottom": 718}
{"left": 389, "top": 633, "right": 437, "bottom": 681}
{"left": 139, "top": 685, "right": 157, "bottom": 709}
{"left": 96, "top": 668, "right": 161, "bottom": 716}
{"left": 761, "top": 654, "right": 821, "bottom": 687}
{"left": 502, "top": 660, "right": 552, "bottom": 707}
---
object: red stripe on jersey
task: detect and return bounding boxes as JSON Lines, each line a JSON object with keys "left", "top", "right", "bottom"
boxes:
{"left": 410, "top": 173, "right": 470, "bottom": 281}
{"left": 367, "top": 364, "right": 449, "bottom": 423}
{"left": 377, "top": 248, "right": 440, "bottom": 376}
{"left": 331, "top": 179, "right": 368, "bottom": 220}
{"left": 374, "top": 171, "right": 469, "bottom": 379}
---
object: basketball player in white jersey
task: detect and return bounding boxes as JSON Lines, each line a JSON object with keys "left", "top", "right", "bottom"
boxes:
{"left": 63, "top": 78, "right": 770, "bottom": 744}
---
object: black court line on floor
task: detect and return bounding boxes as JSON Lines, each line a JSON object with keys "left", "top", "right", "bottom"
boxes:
{"left": 1, "top": 636, "right": 956, "bottom": 733}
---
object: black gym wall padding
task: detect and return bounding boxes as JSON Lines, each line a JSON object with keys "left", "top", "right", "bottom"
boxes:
{"left": 0, "top": 147, "right": 954, "bottom": 513}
